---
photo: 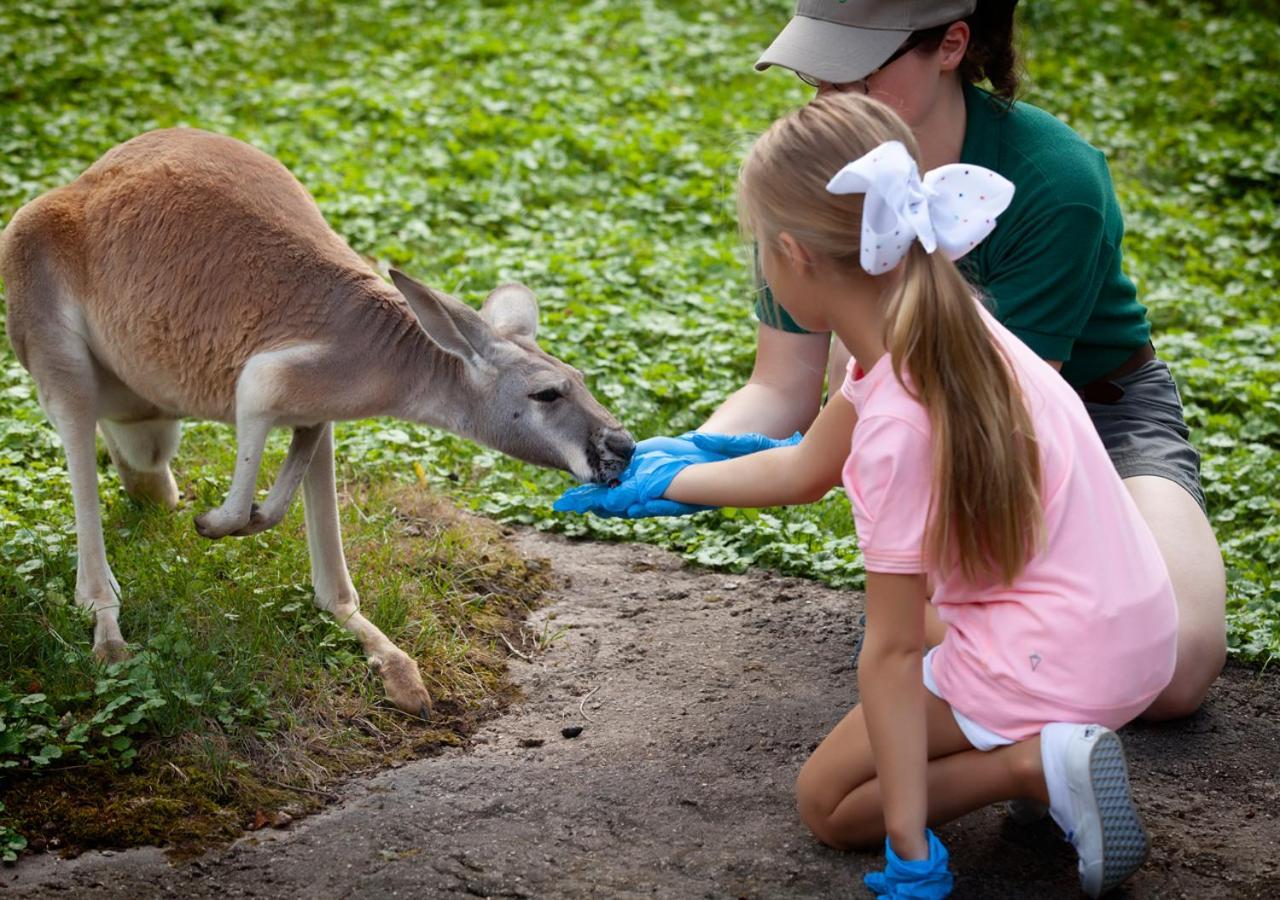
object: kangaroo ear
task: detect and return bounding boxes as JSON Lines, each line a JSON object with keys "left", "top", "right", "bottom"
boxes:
{"left": 390, "top": 269, "right": 495, "bottom": 362}
{"left": 480, "top": 283, "right": 539, "bottom": 341}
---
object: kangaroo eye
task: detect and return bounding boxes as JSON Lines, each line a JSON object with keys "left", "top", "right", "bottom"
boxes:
{"left": 530, "top": 388, "right": 562, "bottom": 403}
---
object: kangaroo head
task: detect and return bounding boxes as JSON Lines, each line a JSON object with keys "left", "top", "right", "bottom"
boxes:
{"left": 390, "top": 269, "right": 635, "bottom": 484}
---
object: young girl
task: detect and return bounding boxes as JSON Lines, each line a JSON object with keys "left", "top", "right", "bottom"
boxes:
{"left": 557, "top": 93, "right": 1178, "bottom": 897}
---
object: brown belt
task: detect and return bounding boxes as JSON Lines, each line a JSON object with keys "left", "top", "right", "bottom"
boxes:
{"left": 1076, "top": 342, "right": 1156, "bottom": 405}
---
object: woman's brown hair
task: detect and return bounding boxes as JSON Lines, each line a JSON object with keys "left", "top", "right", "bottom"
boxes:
{"left": 738, "top": 92, "right": 1042, "bottom": 585}
{"left": 961, "top": 0, "right": 1022, "bottom": 100}
{"left": 907, "top": 1, "right": 1022, "bottom": 102}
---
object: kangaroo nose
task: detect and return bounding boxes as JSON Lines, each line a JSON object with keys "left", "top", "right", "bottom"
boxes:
{"left": 605, "top": 430, "right": 636, "bottom": 462}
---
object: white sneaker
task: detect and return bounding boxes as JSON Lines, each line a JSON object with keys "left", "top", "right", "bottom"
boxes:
{"left": 1058, "top": 725, "right": 1150, "bottom": 897}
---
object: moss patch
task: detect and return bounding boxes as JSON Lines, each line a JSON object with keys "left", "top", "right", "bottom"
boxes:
{"left": 0, "top": 482, "right": 551, "bottom": 860}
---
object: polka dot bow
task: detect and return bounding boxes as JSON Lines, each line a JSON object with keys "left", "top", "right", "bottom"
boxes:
{"left": 825, "top": 140, "right": 1015, "bottom": 275}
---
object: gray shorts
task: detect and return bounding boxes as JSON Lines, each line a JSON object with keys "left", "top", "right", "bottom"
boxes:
{"left": 1081, "top": 359, "right": 1206, "bottom": 513}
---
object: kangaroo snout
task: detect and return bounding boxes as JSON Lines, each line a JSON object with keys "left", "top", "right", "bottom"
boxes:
{"left": 604, "top": 430, "right": 636, "bottom": 461}
{"left": 592, "top": 427, "right": 636, "bottom": 484}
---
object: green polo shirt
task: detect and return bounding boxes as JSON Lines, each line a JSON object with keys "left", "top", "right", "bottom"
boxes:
{"left": 753, "top": 83, "right": 1151, "bottom": 387}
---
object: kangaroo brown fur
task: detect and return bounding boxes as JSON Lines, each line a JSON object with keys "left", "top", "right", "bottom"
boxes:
{"left": 0, "top": 127, "right": 634, "bottom": 716}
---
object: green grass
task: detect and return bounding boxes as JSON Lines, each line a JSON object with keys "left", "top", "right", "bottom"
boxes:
{"left": 0, "top": 420, "right": 551, "bottom": 851}
{"left": 1, "top": 0, "right": 1278, "bottom": 849}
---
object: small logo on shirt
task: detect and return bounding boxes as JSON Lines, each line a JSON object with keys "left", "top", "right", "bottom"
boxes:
{"left": 1029, "top": 652, "right": 1042, "bottom": 671}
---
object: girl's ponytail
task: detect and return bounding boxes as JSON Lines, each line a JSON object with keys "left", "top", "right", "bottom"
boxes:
{"left": 885, "top": 245, "right": 1041, "bottom": 585}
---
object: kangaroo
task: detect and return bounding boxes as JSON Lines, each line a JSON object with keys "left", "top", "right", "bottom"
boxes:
{"left": 0, "top": 127, "right": 634, "bottom": 717}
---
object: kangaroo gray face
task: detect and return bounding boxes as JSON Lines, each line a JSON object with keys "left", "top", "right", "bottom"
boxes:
{"left": 391, "top": 271, "right": 635, "bottom": 484}
{"left": 487, "top": 337, "right": 635, "bottom": 484}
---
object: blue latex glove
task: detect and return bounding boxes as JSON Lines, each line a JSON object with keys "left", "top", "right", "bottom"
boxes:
{"left": 553, "top": 450, "right": 708, "bottom": 518}
{"left": 864, "top": 830, "right": 953, "bottom": 899}
{"left": 552, "top": 431, "right": 803, "bottom": 519}
{"left": 686, "top": 430, "right": 802, "bottom": 457}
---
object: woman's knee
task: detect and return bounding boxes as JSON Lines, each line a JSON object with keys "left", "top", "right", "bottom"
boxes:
{"left": 1144, "top": 630, "right": 1227, "bottom": 721}
{"left": 1144, "top": 679, "right": 1210, "bottom": 721}
{"left": 1179, "top": 618, "right": 1228, "bottom": 693}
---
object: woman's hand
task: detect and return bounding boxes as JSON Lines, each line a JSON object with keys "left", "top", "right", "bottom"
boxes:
{"left": 686, "top": 431, "right": 803, "bottom": 457}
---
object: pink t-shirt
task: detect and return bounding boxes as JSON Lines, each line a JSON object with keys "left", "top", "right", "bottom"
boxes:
{"left": 840, "top": 305, "right": 1178, "bottom": 739}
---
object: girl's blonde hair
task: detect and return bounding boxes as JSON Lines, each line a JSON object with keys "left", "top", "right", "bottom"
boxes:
{"left": 739, "top": 92, "right": 1042, "bottom": 585}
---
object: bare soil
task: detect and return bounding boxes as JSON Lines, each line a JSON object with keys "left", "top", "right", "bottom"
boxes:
{"left": 4, "top": 530, "right": 1279, "bottom": 898}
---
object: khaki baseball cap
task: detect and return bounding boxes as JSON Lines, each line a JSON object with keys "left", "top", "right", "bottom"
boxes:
{"left": 756, "top": 1, "right": 977, "bottom": 84}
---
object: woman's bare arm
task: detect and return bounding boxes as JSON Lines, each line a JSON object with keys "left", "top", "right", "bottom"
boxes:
{"left": 699, "top": 324, "right": 832, "bottom": 437}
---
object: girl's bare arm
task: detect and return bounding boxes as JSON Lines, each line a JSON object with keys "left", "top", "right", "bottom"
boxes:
{"left": 665, "top": 390, "right": 857, "bottom": 509}
{"left": 859, "top": 571, "right": 930, "bottom": 859}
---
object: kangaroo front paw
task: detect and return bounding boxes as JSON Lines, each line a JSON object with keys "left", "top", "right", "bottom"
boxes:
{"left": 232, "top": 502, "right": 282, "bottom": 536}
{"left": 195, "top": 503, "right": 253, "bottom": 539}
{"left": 373, "top": 652, "right": 433, "bottom": 720}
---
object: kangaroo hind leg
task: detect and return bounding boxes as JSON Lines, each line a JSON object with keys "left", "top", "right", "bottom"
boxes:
{"left": 302, "top": 423, "right": 433, "bottom": 718}
{"left": 21, "top": 331, "right": 129, "bottom": 662}
{"left": 5, "top": 193, "right": 128, "bottom": 661}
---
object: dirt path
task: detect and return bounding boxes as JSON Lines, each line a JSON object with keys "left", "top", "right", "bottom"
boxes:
{"left": 5, "top": 531, "right": 1279, "bottom": 898}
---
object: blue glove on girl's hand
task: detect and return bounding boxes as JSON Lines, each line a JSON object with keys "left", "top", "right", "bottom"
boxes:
{"left": 864, "top": 830, "right": 953, "bottom": 899}
{"left": 553, "top": 450, "right": 707, "bottom": 518}
{"left": 552, "top": 431, "right": 802, "bottom": 519}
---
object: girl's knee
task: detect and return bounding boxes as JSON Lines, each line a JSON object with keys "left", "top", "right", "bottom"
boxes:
{"left": 794, "top": 766, "right": 881, "bottom": 851}
{"left": 797, "top": 805, "right": 881, "bottom": 852}
{"left": 794, "top": 762, "right": 827, "bottom": 829}
{"left": 795, "top": 764, "right": 842, "bottom": 847}
{"left": 795, "top": 797, "right": 863, "bottom": 851}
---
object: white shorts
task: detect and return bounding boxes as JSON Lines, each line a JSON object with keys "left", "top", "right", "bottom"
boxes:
{"left": 922, "top": 646, "right": 1015, "bottom": 752}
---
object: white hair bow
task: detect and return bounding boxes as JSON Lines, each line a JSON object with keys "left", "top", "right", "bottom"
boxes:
{"left": 825, "top": 140, "right": 1015, "bottom": 275}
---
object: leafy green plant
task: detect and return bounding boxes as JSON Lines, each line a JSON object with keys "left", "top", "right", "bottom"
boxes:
{"left": 0, "top": 801, "right": 26, "bottom": 863}
{"left": 0, "top": 0, "right": 1276, "bottom": 856}
{"left": 2, "top": 0, "right": 1277, "bottom": 662}
{"left": 0, "top": 655, "right": 170, "bottom": 772}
